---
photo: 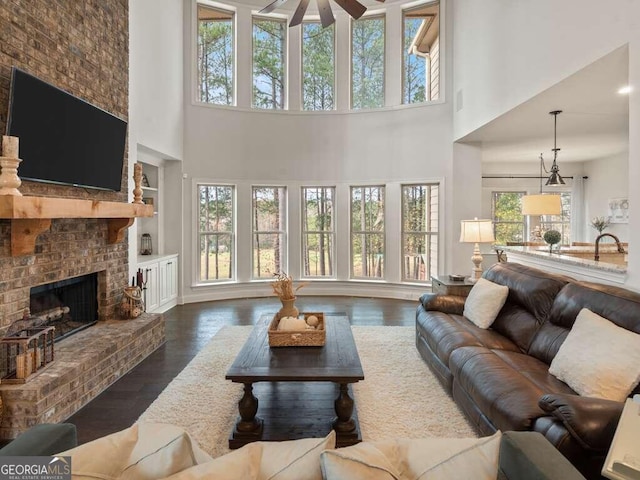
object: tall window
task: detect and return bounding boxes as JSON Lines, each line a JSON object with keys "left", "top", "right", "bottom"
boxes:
{"left": 252, "top": 187, "right": 287, "bottom": 279}
{"left": 540, "top": 192, "right": 571, "bottom": 245}
{"left": 351, "top": 186, "right": 385, "bottom": 278}
{"left": 302, "top": 187, "right": 335, "bottom": 277}
{"left": 402, "top": 184, "right": 438, "bottom": 282}
{"left": 351, "top": 15, "right": 385, "bottom": 109}
{"left": 198, "top": 184, "right": 235, "bottom": 282}
{"left": 252, "top": 17, "right": 286, "bottom": 109}
{"left": 302, "top": 22, "right": 335, "bottom": 111}
{"left": 492, "top": 191, "right": 526, "bottom": 244}
{"left": 403, "top": 2, "right": 440, "bottom": 104}
{"left": 197, "top": 4, "right": 234, "bottom": 105}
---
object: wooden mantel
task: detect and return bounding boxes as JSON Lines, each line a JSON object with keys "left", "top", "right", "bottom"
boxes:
{"left": 0, "top": 196, "right": 153, "bottom": 256}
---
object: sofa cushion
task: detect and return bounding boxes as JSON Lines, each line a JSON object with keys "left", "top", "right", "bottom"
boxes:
{"left": 449, "top": 347, "right": 575, "bottom": 432}
{"left": 463, "top": 278, "right": 509, "bottom": 329}
{"left": 161, "top": 444, "right": 261, "bottom": 480}
{"left": 548, "top": 308, "right": 640, "bottom": 401}
{"left": 320, "top": 432, "right": 501, "bottom": 480}
{"left": 482, "top": 263, "right": 570, "bottom": 352}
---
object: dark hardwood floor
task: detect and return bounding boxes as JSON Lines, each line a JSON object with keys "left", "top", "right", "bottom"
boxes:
{"left": 65, "top": 296, "right": 418, "bottom": 445}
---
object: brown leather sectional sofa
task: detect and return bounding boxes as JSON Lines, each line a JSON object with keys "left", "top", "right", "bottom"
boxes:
{"left": 416, "top": 262, "right": 640, "bottom": 480}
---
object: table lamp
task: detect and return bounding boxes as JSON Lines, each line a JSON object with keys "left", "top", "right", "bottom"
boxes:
{"left": 460, "top": 218, "right": 495, "bottom": 281}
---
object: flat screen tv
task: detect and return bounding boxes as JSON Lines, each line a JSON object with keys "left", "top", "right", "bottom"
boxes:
{"left": 6, "top": 67, "right": 127, "bottom": 192}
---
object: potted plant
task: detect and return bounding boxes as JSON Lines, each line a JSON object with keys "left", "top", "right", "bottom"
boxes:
{"left": 591, "top": 216, "right": 610, "bottom": 234}
{"left": 543, "top": 230, "right": 562, "bottom": 253}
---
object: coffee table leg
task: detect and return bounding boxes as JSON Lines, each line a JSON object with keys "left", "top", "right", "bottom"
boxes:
{"left": 236, "top": 382, "right": 262, "bottom": 433}
{"left": 333, "top": 383, "right": 356, "bottom": 433}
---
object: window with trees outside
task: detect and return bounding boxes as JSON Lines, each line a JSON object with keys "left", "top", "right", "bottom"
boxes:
{"left": 198, "top": 184, "right": 235, "bottom": 282}
{"left": 302, "top": 22, "right": 335, "bottom": 111}
{"left": 253, "top": 17, "right": 286, "bottom": 109}
{"left": 252, "top": 187, "right": 287, "bottom": 279}
{"left": 402, "top": 184, "right": 438, "bottom": 282}
{"left": 302, "top": 187, "right": 335, "bottom": 277}
{"left": 540, "top": 192, "right": 571, "bottom": 245}
{"left": 492, "top": 191, "right": 526, "bottom": 245}
{"left": 351, "top": 186, "right": 385, "bottom": 279}
{"left": 197, "top": 4, "right": 234, "bottom": 105}
{"left": 403, "top": 2, "right": 440, "bottom": 104}
{"left": 351, "top": 15, "right": 385, "bottom": 109}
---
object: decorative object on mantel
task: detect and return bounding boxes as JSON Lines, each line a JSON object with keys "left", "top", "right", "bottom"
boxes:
{"left": 459, "top": 218, "right": 495, "bottom": 282}
{"left": 119, "top": 286, "right": 144, "bottom": 319}
{"left": 140, "top": 233, "right": 153, "bottom": 255}
{"left": 268, "top": 312, "right": 326, "bottom": 347}
{"left": 543, "top": 229, "right": 562, "bottom": 253}
{"left": 271, "top": 272, "right": 308, "bottom": 319}
{"left": 133, "top": 162, "right": 144, "bottom": 204}
{"left": 0, "top": 135, "right": 23, "bottom": 196}
{"left": 0, "top": 324, "right": 55, "bottom": 384}
{"left": 591, "top": 216, "right": 610, "bottom": 234}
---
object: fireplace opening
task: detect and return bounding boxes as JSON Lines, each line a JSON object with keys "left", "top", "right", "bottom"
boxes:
{"left": 29, "top": 273, "right": 98, "bottom": 341}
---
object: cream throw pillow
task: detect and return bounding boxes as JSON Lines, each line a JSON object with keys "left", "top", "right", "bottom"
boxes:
{"left": 549, "top": 308, "right": 640, "bottom": 401}
{"left": 463, "top": 278, "right": 509, "bottom": 329}
{"left": 162, "top": 443, "right": 262, "bottom": 480}
{"left": 320, "top": 432, "right": 501, "bottom": 480}
{"left": 57, "top": 423, "right": 213, "bottom": 480}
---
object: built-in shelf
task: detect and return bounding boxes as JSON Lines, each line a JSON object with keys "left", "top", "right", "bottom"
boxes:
{"left": 0, "top": 196, "right": 153, "bottom": 256}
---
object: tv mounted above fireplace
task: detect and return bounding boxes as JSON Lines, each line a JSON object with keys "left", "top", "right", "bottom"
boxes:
{"left": 6, "top": 67, "right": 127, "bottom": 192}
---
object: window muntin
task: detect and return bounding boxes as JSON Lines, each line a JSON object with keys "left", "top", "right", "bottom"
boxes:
{"left": 252, "top": 17, "right": 286, "bottom": 109}
{"left": 351, "top": 186, "right": 385, "bottom": 278}
{"left": 402, "top": 184, "right": 438, "bottom": 282}
{"left": 351, "top": 15, "right": 385, "bottom": 109}
{"left": 198, "top": 184, "right": 235, "bottom": 282}
{"left": 252, "top": 187, "right": 287, "bottom": 279}
{"left": 540, "top": 192, "right": 571, "bottom": 245}
{"left": 302, "top": 187, "right": 335, "bottom": 277}
{"left": 197, "top": 4, "right": 234, "bottom": 105}
{"left": 492, "top": 191, "right": 526, "bottom": 244}
{"left": 302, "top": 22, "right": 335, "bottom": 111}
{"left": 403, "top": 2, "right": 440, "bottom": 104}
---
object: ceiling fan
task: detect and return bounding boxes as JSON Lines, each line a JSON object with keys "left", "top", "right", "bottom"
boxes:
{"left": 259, "top": 0, "right": 384, "bottom": 28}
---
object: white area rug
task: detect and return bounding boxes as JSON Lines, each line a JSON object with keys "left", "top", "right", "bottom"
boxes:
{"left": 138, "top": 325, "right": 476, "bottom": 458}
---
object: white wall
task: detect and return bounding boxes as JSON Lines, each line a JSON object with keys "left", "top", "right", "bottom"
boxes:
{"left": 130, "top": 0, "right": 184, "bottom": 160}
{"left": 453, "top": 0, "right": 640, "bottom": 290}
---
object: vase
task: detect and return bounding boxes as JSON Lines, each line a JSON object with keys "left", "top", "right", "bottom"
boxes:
{"left": 278, "top": 297, "right": 299, "bottom": 318}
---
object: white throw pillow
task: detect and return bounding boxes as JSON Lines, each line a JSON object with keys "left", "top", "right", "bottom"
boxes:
{"left": 549, "top": 308, "right": 640, "bottom": 401}
{"left": 162, "top": 443, "right": 262, "bottom": 480}
{"left": 257, "top": 431, "right": 335, "bottom": 480}
{"left": 463, "top": 278, "right": 509, "bottom": 329}
{"left": 320, "top": 432, "right": 501, "bottom": 480}
{"left": 58, "top": 423, "right": 213, "bottom": 480}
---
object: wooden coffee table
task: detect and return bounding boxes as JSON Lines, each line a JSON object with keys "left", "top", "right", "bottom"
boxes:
{"left": 225, "top": 314, "right": 364, "bottom": 448}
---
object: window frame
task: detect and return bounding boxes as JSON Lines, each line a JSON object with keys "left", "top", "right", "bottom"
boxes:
{"left": 196, "top": 182, "right": 236, "bottom": 284}
{"left": 251, "top": 14, "right": 288, "bottom": 110}
{"left": 350, "top": 13, "right": 386, "bottom": 110}
{"left": 400, "top": 182, "right": 439, "bottom": 283}
{"left": 539, "top": 191, "right": 572, "bottom": 245}
{"left": 195, "top": 2, "right": 236, "bottom": 106}
{"left": 301, "top": 186, "right": 337, "bottom": 279}
{"left": 301, "top": 20, "right": 336, "bottom": 111}
{"left": 251, "top": 185, "right": 288, "bottom": 280}
{"left": 350, "top": 185, "right": 386, "bottom": 279}
{"left": 491, "top": 190, "right": 526, "bottom": 245}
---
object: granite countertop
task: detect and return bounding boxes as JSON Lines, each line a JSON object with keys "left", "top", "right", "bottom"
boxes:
{"left": 499, "top": 246, "right": 628, "bottom": 274}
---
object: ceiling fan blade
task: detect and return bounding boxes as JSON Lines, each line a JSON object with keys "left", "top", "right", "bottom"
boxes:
{"left": 332, "top": 0, "right": 366, "bottom": 19}
{"left": 259, "top": 0, "right": 289, "bottom": 14}
{"left": 316, "top": 0, "right": 335, "bottom": 28}
{"left": 289, "top": 0, "right": 310, "bottom": 26}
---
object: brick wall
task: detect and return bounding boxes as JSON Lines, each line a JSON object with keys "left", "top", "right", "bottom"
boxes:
{"left": 0, "top": 0, "right": 129, "bottom": 327}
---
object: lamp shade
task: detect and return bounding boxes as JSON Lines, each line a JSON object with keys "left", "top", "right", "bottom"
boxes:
{"left": 521, "top": 194, "right": 562, "bottom": 216}
{"left": 460, "top": 218, "right": 495, "bottom": 243}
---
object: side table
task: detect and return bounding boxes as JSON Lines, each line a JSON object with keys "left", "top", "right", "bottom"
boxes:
{"left": 431, "top": 275, "right": 475, "bottom": 297}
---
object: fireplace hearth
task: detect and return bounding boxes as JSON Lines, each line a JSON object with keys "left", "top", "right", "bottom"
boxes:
{"left": 29, "top": 273, "right": 99, "bottom": 341}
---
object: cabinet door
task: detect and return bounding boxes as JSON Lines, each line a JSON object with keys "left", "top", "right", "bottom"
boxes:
{"left": 143, "top": 262, "right": 160, "bottom": 312}
{"left": 167, "top": 257, "right": 178, "bottom": 300}
{"left": 158, "top": 259, "right": 170, "bottom": 305}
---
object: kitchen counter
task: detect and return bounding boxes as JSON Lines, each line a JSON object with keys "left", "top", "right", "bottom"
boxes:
{"left": 499, "top": 245, "right": 627, "bottom": 286}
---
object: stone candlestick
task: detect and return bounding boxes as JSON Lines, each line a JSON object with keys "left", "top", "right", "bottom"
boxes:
{"left": 0, "top": 135, "right": 23, "bottom": 196}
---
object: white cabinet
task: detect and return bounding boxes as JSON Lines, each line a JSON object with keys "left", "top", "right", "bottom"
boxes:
{"left": 138, "top": 254, "right": 178, "bottom": 313}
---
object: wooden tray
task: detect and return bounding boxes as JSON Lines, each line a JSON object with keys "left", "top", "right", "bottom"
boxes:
{"left": 268, "top": 312, "right": 325, "bottom": 347}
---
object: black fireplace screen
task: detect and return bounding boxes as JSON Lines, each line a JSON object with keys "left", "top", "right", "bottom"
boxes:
{"left": 29, "top": 273, "right": 98, "bottom": 341}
